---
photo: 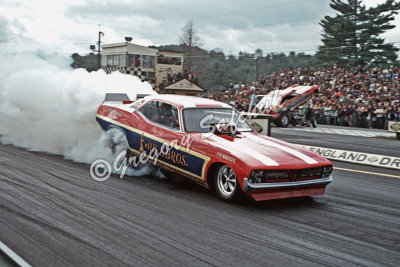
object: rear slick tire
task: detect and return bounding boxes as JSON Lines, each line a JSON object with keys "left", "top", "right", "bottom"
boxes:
{"left": 106, "top": 127, "right": 141, "bottom": 169}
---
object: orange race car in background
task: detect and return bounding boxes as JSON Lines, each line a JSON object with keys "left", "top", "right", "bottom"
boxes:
{"left": 255, "top": 85, "right": 319, "bottom": 127}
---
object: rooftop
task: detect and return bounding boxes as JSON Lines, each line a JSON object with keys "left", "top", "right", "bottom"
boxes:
{"left": 145, "top": 94, "right": 231, "bottom": 108}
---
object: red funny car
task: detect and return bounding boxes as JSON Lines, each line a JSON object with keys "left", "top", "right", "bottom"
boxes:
{"left": 96, "top": 93, "right": 333, "bottom": 202}
{"left": 255, "top": 85, "right": 319, "bottom": 127}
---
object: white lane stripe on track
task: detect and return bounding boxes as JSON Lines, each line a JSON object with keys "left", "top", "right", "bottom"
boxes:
{"left": 246, "top": 134, "right": 318, "bottom": 164}
{"left": 205, "top": 135, "right": 279, "bottom": 166}
{"left": 0, "top": 241, "right": 31, "bottom": 267}
{"left": 334, "top": 167, "right": 400, "bottom": 179}
{"left": 288, "top": 127, "right": 395, "bottom": 138}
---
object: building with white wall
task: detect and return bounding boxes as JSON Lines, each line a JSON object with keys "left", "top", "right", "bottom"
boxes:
{"left": 101, "top": 42, "right": 184, "bottom": 88}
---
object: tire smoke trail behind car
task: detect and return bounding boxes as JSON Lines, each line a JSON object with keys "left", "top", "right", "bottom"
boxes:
{"left": 0, "top": 52, "right": 155, "bottom": 168}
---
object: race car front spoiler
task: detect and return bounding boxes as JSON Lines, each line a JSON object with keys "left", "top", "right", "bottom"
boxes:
{"left": 243, "top": 175, "right": 333, "bottom": 193}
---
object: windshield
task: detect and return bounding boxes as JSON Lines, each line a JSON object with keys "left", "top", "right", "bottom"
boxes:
{"left": 183, "top": 108, "right": 253, "bottom": 133}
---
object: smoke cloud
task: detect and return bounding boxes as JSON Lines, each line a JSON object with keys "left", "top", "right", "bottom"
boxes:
{"left": 0, "top": 51, "right": 157, "bottom": 173}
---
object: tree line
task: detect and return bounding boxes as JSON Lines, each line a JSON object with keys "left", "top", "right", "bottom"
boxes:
{"left": 71, "top": 0, "right": 400, "bottom": 91}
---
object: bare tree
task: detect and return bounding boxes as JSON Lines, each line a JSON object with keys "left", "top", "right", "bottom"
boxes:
{"left": 179, "top": 20, "right": 202, "bottom": 72}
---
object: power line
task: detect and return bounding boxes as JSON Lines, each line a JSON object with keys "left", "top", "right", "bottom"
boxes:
{"left": 95, "top": 0, "right": 318, "bottom": 41}
{"left": 191, "top": 16, "right": 322, "bottom": 38}
{"left": 191, "top": 0, "right": 310, "bottom": 21}
{"left": 121, "top": 0, "right": 312, "bottom": 36}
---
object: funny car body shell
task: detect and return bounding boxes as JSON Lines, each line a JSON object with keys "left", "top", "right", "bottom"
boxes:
{"left": 96, "top": 94, "right": 332, "bottom": 201}
{"left": 256, "top": 85, "right": 319, "bottom": 127}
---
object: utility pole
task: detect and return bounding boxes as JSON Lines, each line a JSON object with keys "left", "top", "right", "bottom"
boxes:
{"left": 256, "top": 57, "right": 259, "bottom": 82}
{"left": 250, "top": 53, "right": 260, "bottom": 82}
{"left": 97, "top": 27, "right": 104, "bottom": 70}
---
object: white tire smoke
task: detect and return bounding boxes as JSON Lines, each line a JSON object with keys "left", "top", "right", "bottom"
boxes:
{"left": 0, "top": 52, "right": 159, "bottom": 178}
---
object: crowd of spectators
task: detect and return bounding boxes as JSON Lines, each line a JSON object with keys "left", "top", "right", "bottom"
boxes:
{"left": 207, "top": 66, "right": 400, "bottom": 129}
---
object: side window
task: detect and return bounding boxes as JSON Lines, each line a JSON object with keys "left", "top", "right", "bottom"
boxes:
{"left": 139, "top": 101, "right": 180, "bottom": 130}
{"left": 282, "top": 94, "right": 296, "bottom": 104}
{"left": 139, "top": 101, "right": 159, "bottom": 123}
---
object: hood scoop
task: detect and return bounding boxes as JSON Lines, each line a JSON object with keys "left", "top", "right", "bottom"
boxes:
{"left": 211, "top": 122, "right": 241, "bottom": 141}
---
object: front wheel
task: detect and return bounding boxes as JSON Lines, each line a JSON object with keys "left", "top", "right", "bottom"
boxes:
{"left": 214, "top": 165, "right": 242, "bottom": 201}
{"left": 275, "top": 113, "right": 289, "bottom": 127}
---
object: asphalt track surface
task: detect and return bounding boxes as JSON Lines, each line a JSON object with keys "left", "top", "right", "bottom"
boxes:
{"left": 1, "top": 126, "right": 400, "bottom": 266}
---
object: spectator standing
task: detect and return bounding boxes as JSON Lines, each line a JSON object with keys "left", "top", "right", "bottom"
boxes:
{"left": 395, "top": 106, "right": 400, "bottom": 121}
{"left": 345, "top": 104, "right": 353, "bottom": 126}
{"left": 366, "top": 103, "right": 375, "bottom": 128}
{"left": 362, "top": 105, "right": 368, "bottom": 128}
{"left": 167, "top": 68, "right": 172, "bottom": 83}
{"left": 323, "top": 104, "right": 332, "bottom": 125}
{"left": 305, "top": 104, "right": 314, "bottom": 126}
{"left": 358, "top": 104, "right": 366, "bottom": 128}
{"left": 351, "top": 104, "right": 359, "bottom": 127}
{"left": 337, "top": 104, "right": 344, "bottom": 126}
{"left": 374, "top": 105, "right": 385, "bottom": 129}
{"left": 250, "top": 92, "right": 257, "bottom": 112}
{"left": 385, "top": 106, "right": 395, "bottom": 129}
{"left": 332, "top": 104, "right": 338, "bottom": 125}
{"left": 313, "top": 102, "right": 321, "bottom": 123}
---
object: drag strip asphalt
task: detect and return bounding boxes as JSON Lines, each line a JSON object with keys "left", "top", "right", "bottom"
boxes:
{"left": 0, "top": 144, "right": 399, "bottom": 266}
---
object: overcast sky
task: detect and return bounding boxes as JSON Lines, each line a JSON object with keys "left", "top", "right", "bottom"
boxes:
{"left": 1, "top": 0, "right": 399, "bottom": 56}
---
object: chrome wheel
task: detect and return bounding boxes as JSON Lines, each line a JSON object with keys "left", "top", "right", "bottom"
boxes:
{"left": 280, "top": 114, "right": 289, "bottom": 127}
{"left": 216, "top": 165, "right": 237, "bottom": 198}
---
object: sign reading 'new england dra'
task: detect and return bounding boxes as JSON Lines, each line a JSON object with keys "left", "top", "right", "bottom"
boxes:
{"left": 302, "top": 145, "right": 400, "bottom": 171}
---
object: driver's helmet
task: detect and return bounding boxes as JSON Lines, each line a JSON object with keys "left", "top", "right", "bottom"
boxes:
{"left": 160, "top": 103, "right": 171, "bottom": 117}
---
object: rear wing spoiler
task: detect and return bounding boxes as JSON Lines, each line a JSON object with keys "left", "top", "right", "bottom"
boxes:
{"left": 104, "top": 93, "right": 152, "bottom": 102}
{"left": 105, "top": 93, "right": 131, "bottom": 101}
